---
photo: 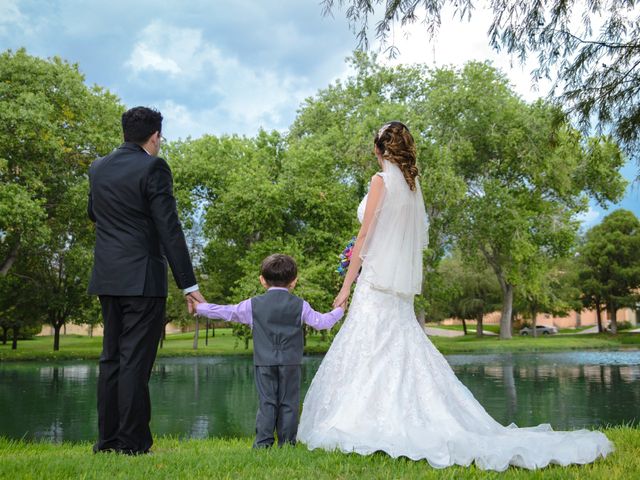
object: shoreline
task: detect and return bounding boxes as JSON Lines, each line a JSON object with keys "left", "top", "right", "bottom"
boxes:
{"left": 1, "top": 330, "right": 639, "bottom": 362}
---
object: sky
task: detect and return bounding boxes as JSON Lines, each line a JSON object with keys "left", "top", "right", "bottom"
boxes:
{"left": 0, "top": 0, "right": 637, "bottom": 226}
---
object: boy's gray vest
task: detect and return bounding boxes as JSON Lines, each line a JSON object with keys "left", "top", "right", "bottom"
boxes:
{"left": 251, "top": 289, "right": 304, "bottom": 366}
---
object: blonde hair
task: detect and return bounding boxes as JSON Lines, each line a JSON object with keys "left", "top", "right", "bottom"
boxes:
{"left": 374, "top": 122, "right": 419, "bottom": 191}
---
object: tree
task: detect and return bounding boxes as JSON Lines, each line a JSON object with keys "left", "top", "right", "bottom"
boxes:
{"left": 516, "top": 257, "right": 582, "bottom": 337}
{"left": 423, "top": 62, "right": 626, "bottom": 338}
{"left": 321, "top": 1, "right": 640, "bottom": 157}
{"left": 0, "top": 48, "right": 123, "bottom": 276}
{"left": 168, "top": 125, "right": 360, "bottom": 348}
{"left": 26, "top": 181, "right": 101, "bottom": 351}
{"left": 0, "top": 274, "right": 44, "bottom": 349}
{"left": 577, "top": 209, "right": 640, "bottom": 334}
{"left": 286, "top": 53, "right": 626, "bottom": 340}
{"left": 0, "top": 49, "right": 123, "bottom": 349}
{"left": 435, "top": 254, "right": 501, "bottom": 337}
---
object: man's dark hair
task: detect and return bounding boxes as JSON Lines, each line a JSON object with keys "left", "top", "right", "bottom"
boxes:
{"left": 121, "top": 106, "right": 163, "bottom": 144}
{"left": 260, "top": 254, "right": 297, "bottom": 287}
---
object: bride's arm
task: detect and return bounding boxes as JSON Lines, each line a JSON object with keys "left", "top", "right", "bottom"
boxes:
{"left": 333, "top": 174, "right": 385, "bottom": 308}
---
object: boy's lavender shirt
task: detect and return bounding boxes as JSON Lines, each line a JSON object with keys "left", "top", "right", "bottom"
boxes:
{"left": 195, "top": 287, "right": 344, "bottom": 330}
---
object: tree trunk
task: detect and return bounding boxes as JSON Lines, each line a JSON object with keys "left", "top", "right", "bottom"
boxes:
{"left": 192, "top": 317, "right": 200, "bottom": 349}
{"left": 160, "top": 324, "right": 166, "bottom": 349}
{"left": 499, "top": 282, "right": 514, "bottom": 340}
{"left": 205, "top": 319, "right": 209, "bottom": 346}
{"left": 53, "top": 322, "right": 63, "bottom": 351}
{"left": 596, "top": 305, "right": 603, "bottom": 333}
{"left": 1, "top": 325, "right": 7, "bottom": 345}
{"left": 12, "top": 326, "right": 19, "bottom": 350}
{"left": 211, "top": 322, "right": 215, "bottom": 337}
{"left": 476, "top": 312, "right": 484, "bottom": 337}
{"left": 88, "top": 324, "right": 93, "bottom": 338}
{"left": 482, "top": 247, "right": 511, "bottom": 339}
{"left": 416, "top": 309, "right": 426, "bottom": 328}
{"left": 608, "top": 304, "right": 618, "bottom": 335}
{"left": 0, "top": 240, "right": 20, "bottom": 276}
{"left": 461, "top": 318, "right": 468, "bottom": 335}
{"left": 531, "top": 307, "right": 538, "bottom": 338}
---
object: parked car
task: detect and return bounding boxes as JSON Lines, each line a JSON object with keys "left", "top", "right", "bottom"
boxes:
{"left": 519, "top": 325, "right": 558, "bottom": 336}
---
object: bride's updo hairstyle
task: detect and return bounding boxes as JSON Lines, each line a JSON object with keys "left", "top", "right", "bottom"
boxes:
{"left": 374, "top": 121, "right": 419, "bottom": 191}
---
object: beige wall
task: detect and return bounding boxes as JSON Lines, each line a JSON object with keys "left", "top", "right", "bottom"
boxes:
{"left": 38, "top": 321, "right": 193, "bottom": 337}
{"left": 441, "top": 307, "right": 637, "bottom": 328}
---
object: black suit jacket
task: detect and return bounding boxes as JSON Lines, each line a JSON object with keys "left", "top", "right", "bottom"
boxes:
{"left": 87, "top": 142, "right": 196, "bottom": 297}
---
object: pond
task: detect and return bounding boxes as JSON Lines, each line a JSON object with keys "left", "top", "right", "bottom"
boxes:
{"left": 1, "top": 350, "right": 639, "bottom": 443}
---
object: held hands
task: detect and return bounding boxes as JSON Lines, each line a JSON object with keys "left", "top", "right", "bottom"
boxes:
{"left": 186, "top": 290, "right": 207, "bottom": 315}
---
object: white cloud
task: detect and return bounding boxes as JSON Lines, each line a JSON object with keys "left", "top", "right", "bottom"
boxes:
{"left": 0, "top": 0, "right": 27, "bottom": 36}
{"left": 576, "top": 206, "right": 601, "bottom": 229}
{"left": 126, "top": 21, "right": 203, "bottom": 76}
{"left": 125, "top": 20, "right": 314, "bottom": 138}
{"left": 129, "top": 44, "right": 182, "bottom": 75}
{"left": 376, "top": 5, "right": 554, "bottom": 102}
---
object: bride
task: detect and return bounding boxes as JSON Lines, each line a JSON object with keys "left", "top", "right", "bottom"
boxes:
{"left": 297, "top": 121, "right": 613, "bottom": 471}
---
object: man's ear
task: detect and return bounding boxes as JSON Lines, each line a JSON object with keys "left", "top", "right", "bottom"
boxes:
{"left": 259, "top": 275, "right": 269, "bottom": 289}
{"left": 288, "top": 277, "right": 298, "bottom": 290}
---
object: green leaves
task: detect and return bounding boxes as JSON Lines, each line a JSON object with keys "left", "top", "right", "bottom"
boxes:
{"left": 0, "top": 49, "right": 123, "bottom": 348}
{"left": 578, "top": 210, "right": 640, "bottom": 316}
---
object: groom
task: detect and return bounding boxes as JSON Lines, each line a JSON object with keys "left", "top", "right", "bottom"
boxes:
{"left": 88, "top": 106, "right": 205, "bottom": 455}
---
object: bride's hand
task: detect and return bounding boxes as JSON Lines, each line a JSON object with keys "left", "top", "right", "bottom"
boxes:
{"left": 333, "top": 287, "right": 350, "bottom": 309}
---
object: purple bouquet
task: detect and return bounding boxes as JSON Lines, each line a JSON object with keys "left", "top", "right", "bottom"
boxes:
{"left": 337, "top": 236, "right": 356, "bottom": 276}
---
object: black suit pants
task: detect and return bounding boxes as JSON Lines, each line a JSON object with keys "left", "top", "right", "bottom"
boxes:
{"left": 253, "top": 365, "right": 301, "bottom": 448}
{"left": 94, "top": 295, "right": 165, "bottom": 454}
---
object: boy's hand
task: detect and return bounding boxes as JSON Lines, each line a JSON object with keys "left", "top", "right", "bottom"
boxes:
{"left": 339, "top": 299, "right": 348, "bottom": 311}
{"left": 186, "top": 291, "right": 207, "bottom": 315}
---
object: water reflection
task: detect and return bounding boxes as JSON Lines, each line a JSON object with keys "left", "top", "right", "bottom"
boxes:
{"left": 0, "top": 351, "right": 638, "bottom": 443}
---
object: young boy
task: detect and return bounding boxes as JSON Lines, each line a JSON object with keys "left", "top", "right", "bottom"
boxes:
{"left": 195, "top": 253, "right": 345, "bottom": 448}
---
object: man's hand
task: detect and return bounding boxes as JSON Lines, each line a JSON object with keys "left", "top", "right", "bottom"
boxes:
{"left": 186, "top": 290, "right": 207, "bottom": 315}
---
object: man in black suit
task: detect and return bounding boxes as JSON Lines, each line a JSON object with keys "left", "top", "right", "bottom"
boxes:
{"left": 88, "top": 106, "right": 205, "bottom": 455}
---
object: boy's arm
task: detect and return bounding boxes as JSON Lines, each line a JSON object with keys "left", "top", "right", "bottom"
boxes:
{"left": 195, "top": 299, "right": 253, "bottom": 326}
{"left": 301, "top": 301, "right": 344, "bottom": 330}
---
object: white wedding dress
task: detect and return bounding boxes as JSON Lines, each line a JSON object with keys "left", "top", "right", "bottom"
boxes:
{"left": 297, "top": 162, "right": 613, "bottom": 471}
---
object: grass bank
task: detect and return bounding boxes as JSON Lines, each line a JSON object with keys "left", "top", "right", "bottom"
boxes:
{"left": 1, "top": 427, "right": 638, "bottom": 479}
{"left": 1, "top": 329, "right": 638, "bottom": 362}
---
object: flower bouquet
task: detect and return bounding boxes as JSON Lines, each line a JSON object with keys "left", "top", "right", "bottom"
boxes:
{"left": 337, "top": 236, "right": 356, "bottom": 276}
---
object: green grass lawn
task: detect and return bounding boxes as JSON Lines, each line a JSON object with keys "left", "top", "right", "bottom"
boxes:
{"left": 1, "top": 328, "right": 638, "bottom": 362}
{"left": 430, "top": 324, "right": 502, "bottom": 334}
{"left": 0, "top": 329, "right": 333, "bottom": 361}
{"left": 1, "top": 426, "right": 638, "bottom": 479}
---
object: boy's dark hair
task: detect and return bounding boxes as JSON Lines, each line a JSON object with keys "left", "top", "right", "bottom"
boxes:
{"left": 122, "top": 106, "right": 163, "bottom": 144}
{"left": 261, "top": 254, "right": 297, "bottom": 287}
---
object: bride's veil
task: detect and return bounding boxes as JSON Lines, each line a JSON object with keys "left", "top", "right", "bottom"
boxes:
{"left": 359, "top": 160, "right": 429, "bottom": 296}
